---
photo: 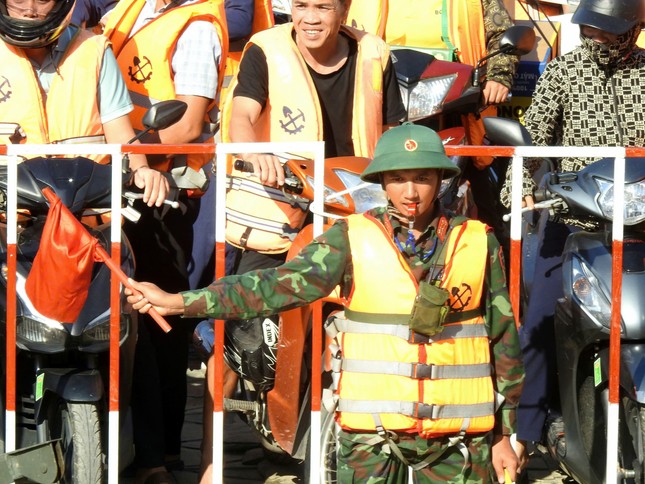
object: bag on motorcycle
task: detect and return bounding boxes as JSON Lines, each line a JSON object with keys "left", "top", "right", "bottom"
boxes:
{"left": 225, "top": 165, "right": 310, "bottom": 254}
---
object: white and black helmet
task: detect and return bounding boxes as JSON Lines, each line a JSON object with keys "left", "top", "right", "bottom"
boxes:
{"left": 0, "top": 0, "right": 75, "bottom": 48}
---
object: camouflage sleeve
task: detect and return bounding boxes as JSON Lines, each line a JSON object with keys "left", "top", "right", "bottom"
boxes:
{"left": 481, "top": 0, "right": 519, "bottom": 89}
{"left": 181, "top": 220, "right": 352, "bottom": 319}
{"left": 484, "top": 230, "right": 524, "bottom": 436}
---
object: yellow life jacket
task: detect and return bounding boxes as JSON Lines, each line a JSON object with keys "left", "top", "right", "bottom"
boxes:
{"left": 347, "top": 0, "right": 486, "bottom": 64}
{"left": 221, "top": 23, "right": 388, "bottom": 157}
{"left": 103, "top": 0, "right": 228, "bottom": 175}
{"left": 329, "top": 213, "right": 495, "bottom": 437}
{"left": 220, "top": 0, "right": 275, "bottom": 112}
{"left": 221, "top": 23, "right": 389, "bottom": 253}
{"left": 0, "top": 29, "right": 108, "bottom": 163}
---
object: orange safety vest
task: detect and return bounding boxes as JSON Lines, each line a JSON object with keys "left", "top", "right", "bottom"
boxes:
{"left": 103, "top": 0, "right": 228, "bottom": 174}
{"left": 222, "top": 23, "right": 389, "bottom": 253}
{"left": 329, "top": 213, "right": 495, "bottom": 437}
{"left": 221, "top": 23, "right": 388, "bottom": 157}
{"left": 0, "top": 29, "right": 108, "bottom": 163}
{"left": 347, "top": 0, "right": 486, "bottom": 64}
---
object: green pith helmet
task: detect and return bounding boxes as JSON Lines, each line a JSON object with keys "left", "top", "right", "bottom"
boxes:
{"left": 361, "top": 123, "right": 460, "bottom": 183}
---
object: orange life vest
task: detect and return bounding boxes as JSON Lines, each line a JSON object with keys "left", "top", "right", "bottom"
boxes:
{"left": 0, "top": 29, "right": 107, "bottom": 163}
{"left": 103, "top": 0, "right": 228, "bottom": 175}
{"left": 329, "top": 213, "right": 495, "bottom": 437}
{"left": 347, "top": 0, "right": 486, "bottom": 64}
{"left": 222, "top": 23, "right": 389, "bottom": 253}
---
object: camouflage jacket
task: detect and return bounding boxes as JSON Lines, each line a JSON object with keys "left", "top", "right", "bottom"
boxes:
{"left": 483, "top": 0, "right": 519, "bottom": 89}
{"left": 183, "top": 206, "right": 524, "bottom": 435}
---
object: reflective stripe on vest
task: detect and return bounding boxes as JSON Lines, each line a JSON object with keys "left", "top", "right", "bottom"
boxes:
{"left": 337, "top": 213, "right": 494, "bottom": 437}
{"left": 104, "top": 0, "right": 228, "bottom": 174}
{"left": 0, "top": 28, "right": 107, "bottom": 163}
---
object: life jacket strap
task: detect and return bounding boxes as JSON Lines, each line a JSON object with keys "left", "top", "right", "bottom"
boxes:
{"left": 340, "top": 359, "right": 491, "bottom": 380}
{"left": 337, "top": 399, "right": 495, "bottom": 420}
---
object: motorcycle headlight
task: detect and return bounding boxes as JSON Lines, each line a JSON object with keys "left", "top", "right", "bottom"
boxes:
{"left": 596, "top": 178, "right": 645, "bottom": 225}
{"left": 333, "top": 170, "right": 387, "bottom": 213}
{"left": 16, "top": 316, "right": 68, "bottom": 352}
{"left": 80, "top": 312, "right": 131, "bottom": 351}
{"left": 400, "top": 74, "right": 456, "bottom": 122}
{"left": 571, "top": 256, "right": 613, "bottom": 329}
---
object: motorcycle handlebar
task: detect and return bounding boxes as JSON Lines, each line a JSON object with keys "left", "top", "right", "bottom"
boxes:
{"left": 234, "top": 159, "right": 254, "bottom": 173}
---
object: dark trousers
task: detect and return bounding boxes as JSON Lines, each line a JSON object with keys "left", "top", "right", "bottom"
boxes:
{"left": 517, "top": 218, "right": 573, "bottom": 442}
{"left": 124, "top": 196, "right": 198, "bottom": 467}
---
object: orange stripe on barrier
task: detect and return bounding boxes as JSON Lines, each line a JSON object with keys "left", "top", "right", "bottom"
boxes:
{"left": 121, "top": 144, "right": 217, "bottom": 155}
{"left": 0, "top": 145, "right": 6, "bottom": 155}
{"left": 6, "top": 244, "right": 16, "bottom": 412}
{"left": 625, "top": 147, "right": 645, "bottom": 157}
{"left": 213, "top": 241, "right": 226, "bottom": 413}
{"left": 509, "top": 239, "right": 521, "bottom": 330}
{"left": 311, "top": 300, "right": 323, "bottom": 412}
{"left": 444, "top": 146, "right": 517, "bottom": 157}
{"left": 609, "top": 239, "right": 623, "bottom": 404}
{"left": 109, "top": 242, "right": 121, "bottom": 412}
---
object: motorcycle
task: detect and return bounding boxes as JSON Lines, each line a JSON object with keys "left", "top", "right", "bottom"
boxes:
{"left": 392, "top": 24, "right": 536, "bottom": 249}
{"left": 218, "top": 155, "right": 386, "bottom": 475}
{"left": 485, "top": 116, "right": 645, "bottom": 484}
{"left": 0, "top": 100, "right": 187, "bottom": 482}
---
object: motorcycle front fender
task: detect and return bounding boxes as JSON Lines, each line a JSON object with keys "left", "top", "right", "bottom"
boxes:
{"left": 596, "top": 345, "right": 645, "bottom": 404}
{"left": 34, "top": 368, "right": 103, "bottom": 423}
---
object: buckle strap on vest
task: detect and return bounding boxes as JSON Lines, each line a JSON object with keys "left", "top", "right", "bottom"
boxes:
{"left": 337, "top": 399, "right": 495, "bottom": 420}
{"left": 326, "top": 314, "right": 488, "bottom": 343}
{"left": 170, "top": 166, "right": 209, "bottom": 191}
{"left": 340, "top": 359, "right": 491, "bottom": 380}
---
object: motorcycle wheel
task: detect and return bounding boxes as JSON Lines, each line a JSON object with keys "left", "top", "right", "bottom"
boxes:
{"left": 45, "top": 400, "right": 103, "bottom": 483}
{"left": 319, "top": 406, "right": 337, "bottom": 484}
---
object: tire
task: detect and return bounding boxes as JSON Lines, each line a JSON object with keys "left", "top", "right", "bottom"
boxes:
{"left": 320, "top": 406, "right": 338, "bottom": 484}
{"left": 46, "top": 400, "right": 103, "bottom": 483}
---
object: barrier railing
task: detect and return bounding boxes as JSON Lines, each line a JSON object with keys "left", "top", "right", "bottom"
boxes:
{"left": 0, "top": 142, "right": 636, "bottom": 484}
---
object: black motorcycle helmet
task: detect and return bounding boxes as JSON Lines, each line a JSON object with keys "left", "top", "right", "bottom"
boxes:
{"left": 571, "top": 0, "right": 644, "bottom": 35}
{"left": 0, "top": 0, "right": 75, "bottom": 48}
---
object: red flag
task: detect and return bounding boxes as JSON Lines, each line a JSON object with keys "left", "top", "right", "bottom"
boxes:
{"left": 25, "top": 188, "right": 103, "bottom": 323}
{"left": 23, "top": 187, "right": 172, "bottom": 331}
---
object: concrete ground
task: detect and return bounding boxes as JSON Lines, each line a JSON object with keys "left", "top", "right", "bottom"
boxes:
{"left": 119, "top": 364, "right": 573, "bottom": 484}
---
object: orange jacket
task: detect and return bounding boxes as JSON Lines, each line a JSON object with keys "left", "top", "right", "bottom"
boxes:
{"left": 0, "top": 29, "right": 108, "bottom": 163}
{"left": 333, "top": 213, "right": 495, "bottom": 437}
{"left": 104, "top": 0, "right": 228, "bottom": 173}
{"left": 347, "top": 0, "right": 486, "bottom": 64}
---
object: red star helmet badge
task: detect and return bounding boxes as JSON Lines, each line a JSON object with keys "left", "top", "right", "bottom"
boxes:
{"left": 404, "top": 139, "right": 418, "bottom": 151}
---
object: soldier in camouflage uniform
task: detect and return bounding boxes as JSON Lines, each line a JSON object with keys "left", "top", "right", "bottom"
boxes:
{"left": 128, "top": 124, "right": 524, "bottom": 483}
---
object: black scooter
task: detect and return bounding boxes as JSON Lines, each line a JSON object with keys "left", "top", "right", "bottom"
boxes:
{"left": 486, "top": 117, "right": 645, "bottom": 484}
{"left": 0, "top": 100, "right": 187, "bottom": 482}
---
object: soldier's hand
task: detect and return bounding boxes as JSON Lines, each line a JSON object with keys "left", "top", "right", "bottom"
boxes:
{"left": 241, "top": 153, "right": 285, "bottom": 187}
{"left": 491, "top": 434, "right": 520, "bottom": 483}
{"left": 125, "top": 279, "right": 184, "bottom": 316}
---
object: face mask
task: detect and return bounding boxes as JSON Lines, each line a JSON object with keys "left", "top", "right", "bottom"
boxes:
{"left": 580, "top": 25, "right": 640, "bottom": 68}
